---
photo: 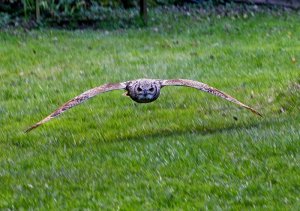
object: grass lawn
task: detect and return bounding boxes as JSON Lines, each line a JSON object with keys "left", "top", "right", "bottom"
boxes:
{"left": 0, "top": 8, "right": 299, "bottom": 209}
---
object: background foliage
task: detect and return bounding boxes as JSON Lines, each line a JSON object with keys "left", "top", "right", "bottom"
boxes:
{"left": 0, "top": 0, "right": 241, "bottom": 27}
{"left": 1, "top": 0, "right": 298, "bottom": 28}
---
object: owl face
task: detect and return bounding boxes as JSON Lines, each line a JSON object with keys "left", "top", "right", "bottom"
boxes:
{"left": 127, "top": 79, "right": 161, "bottom": 103}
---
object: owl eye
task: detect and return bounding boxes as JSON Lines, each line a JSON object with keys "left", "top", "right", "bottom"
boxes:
{"left": 149, "top": 87, "right": 154, "bottom": 92}
{"left": 137, "top": 87, "right": 142, "bottom": 92}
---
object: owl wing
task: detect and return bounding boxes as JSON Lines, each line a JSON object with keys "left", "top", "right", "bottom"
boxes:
{"left": 161, "top": 79, "right": 262, "bottom": 116}
{"left": 25, "top": 82, "right": 127, "bottom": 133}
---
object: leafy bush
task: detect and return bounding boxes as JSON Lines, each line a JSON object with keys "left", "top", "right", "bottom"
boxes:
{"left": 0, "top": 0, "right": 278, "bottom": 28}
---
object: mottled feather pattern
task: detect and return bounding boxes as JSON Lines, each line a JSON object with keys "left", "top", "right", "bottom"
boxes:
{"left": 25, "top": 78, "right": 261, "bottom": 132}
{"left": 161, "top": 79, "right": 262, "bottom": 116}
{"left": 25, "top": 82, "right": 126, "bottom": 132}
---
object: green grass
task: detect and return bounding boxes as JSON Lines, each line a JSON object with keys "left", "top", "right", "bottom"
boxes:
{"left": 1, "top": 9, "right": 300, "bottom": 209}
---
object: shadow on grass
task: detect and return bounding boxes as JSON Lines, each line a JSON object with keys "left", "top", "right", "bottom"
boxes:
{"left": 8, "top": 119, "right": 260, "bottom": 150}
{"left": 99, "top": 119, "right": 263, "bottom": 144}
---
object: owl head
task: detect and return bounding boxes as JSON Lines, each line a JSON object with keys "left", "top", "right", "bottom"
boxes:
{"left": 127, "top": 79, "right": 161, "bottom": 103}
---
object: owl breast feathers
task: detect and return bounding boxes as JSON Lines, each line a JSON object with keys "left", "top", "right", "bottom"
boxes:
{"left": 25, "top": 78, "right": 262, "bottom": 132}
{"left": 126, "top": 79, "right": 161, "bottom": 103}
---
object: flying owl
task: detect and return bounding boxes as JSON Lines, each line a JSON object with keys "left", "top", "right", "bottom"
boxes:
{"left": 25, "top": 78, "right": 261, "bottom": 132}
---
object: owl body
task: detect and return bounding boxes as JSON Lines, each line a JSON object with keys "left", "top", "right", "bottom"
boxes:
{"left": 126, "top": 79, "right": 162, "bottom": 103}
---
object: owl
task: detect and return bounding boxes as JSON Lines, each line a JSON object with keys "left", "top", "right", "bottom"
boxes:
{"left": 25, "top": 78, "right": 261, "bottom": 132}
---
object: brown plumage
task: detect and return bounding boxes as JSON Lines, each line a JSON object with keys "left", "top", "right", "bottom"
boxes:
{"left": 25, "top": 78, "right": 261, "bottom": 133}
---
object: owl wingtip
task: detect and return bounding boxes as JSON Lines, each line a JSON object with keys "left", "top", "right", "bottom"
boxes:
{"left": 251, "top": 108, "right": 263, "bottom": 117}
{"left": 24, "top": 126, "right": 34, "bottom": 133}
{"left": 24, "top": 123, "right": 40, "bottom": 133}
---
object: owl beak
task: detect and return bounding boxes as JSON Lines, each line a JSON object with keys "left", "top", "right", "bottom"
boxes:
{"left": 143, "top": 90, "right": 148, "bottom": 96}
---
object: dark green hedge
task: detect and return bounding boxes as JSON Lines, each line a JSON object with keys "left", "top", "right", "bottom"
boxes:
{"left": 0, "top": 0, "right": 225, "bottom": 19}
{"left": 0, "top": 0, "right": 229, "bottom": 27}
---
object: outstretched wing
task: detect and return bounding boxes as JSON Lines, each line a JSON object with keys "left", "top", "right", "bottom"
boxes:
{"left": 161, "top": 79, "right": 262, "bottom": 116}
{"left": 25, "top": 82, "right": 127, "bottom": 133}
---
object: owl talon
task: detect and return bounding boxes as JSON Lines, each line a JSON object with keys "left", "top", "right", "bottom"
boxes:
{"left": 122, "top": 92, "right": 129, "bottom": 97}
